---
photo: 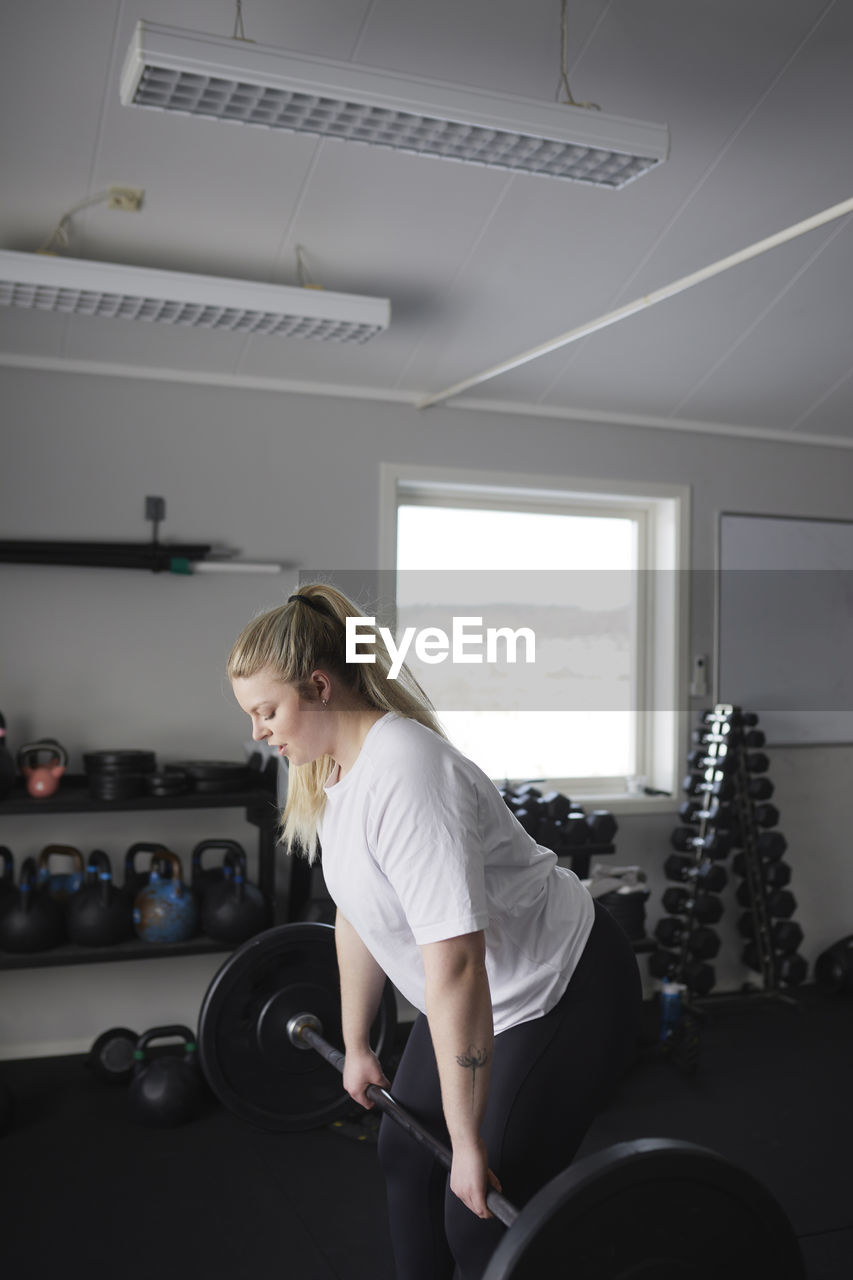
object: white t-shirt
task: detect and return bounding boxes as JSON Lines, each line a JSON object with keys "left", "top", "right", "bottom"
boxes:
{"left": 319, "top": 713, "right": 594, "bottom": 1035}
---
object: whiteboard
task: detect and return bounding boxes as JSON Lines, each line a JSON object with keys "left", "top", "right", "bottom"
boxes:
{"left": 717, "top": 513, "right": 853, "bottom": 744}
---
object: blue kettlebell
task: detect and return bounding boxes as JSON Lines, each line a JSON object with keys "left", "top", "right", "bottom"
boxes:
{"left": 35, "top": 844, "right": 85, "bottom": 906}
{"left": 132, "top": 849, "right": 197, "bottom": 944}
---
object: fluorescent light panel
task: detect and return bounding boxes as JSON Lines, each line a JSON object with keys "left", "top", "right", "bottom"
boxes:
{"left": 120, "top": 22, "right": 669, "bottom": 189}
{"left": 0, "top": 251, "right": 390, "bottom": 343}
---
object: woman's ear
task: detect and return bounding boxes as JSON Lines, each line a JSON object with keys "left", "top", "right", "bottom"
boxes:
{"left": 310, "top": 670, "right": 332, "bottom": 704}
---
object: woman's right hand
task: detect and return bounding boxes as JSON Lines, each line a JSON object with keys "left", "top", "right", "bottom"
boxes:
{"left": 342, "top": 1046, "right": 390, "bottom": 1109}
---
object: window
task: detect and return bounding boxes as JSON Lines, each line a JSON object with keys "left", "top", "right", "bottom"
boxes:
{"left": 380, "top": 464, "right": 689, "bottom": 800}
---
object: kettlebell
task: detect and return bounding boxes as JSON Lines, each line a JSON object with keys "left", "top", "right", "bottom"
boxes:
{"left": 35, "top": 844, "right": 86, "bottom": 906}
{"left": 200, "top": 846, "right": 271, "bottom": 944}
{"left": 190, "top": 838, "right": 243, "bottom": 905}
{"left": 16, "top": 738, "right": 68, "bottom": 799}
{"left": 122, "top": 842, "right": 175, "bottom": 906}
{"left": 67, "top": 850, "right": 134, "bottom": 947}
{"left": 0, "top": 857, "right": 65, "bottom": 953}
{"left": 0, "top": 711, "right": 15, "bottom": 802}
{"left": 0, "top": 848, "right": 16, "bottom": 914}
{"left": 133, "top": 849, "right": 197, "bottom": 944}
{"left": 128, "top": 1026, "right": 204, "bottom": 1127}
{"left": 86, "top": 1027, "right": 139, "bottom": 1086}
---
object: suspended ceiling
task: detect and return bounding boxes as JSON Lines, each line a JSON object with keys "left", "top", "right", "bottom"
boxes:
{"left": 1, "top": 0, "right": 851, "bottom": 446}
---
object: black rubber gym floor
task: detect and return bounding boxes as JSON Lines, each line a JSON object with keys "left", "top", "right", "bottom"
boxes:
{"left": 1, "top": 985, "right": 850, "bottom": 1280}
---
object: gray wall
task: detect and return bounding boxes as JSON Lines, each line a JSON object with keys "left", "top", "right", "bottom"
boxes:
{"left": 2, "top": 364, "right": 853, "bottom": 1056}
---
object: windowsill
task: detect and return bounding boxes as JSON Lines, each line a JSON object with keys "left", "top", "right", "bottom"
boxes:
{"left": 579, "top": 793, "right": 677, "bottom": 817}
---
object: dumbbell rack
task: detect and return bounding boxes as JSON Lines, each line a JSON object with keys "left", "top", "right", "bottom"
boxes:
{"left": 498, "top": 782, "right": 617, "bottom": 881}
{"left": 651, "top": 704, "right": 806, "bottom": 1010}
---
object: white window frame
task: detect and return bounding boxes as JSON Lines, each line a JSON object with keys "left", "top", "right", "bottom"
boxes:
{"left": 379, "top": 462, "right": 690, "bottom": 812}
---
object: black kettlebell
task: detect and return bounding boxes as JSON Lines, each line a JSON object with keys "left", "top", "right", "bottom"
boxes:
{"left": 122, "top": 842, "right": 175, "bottom": 904}
{"left": 86, "top": 1027, "right": 139, "bottom": 1086}
{"left": 0, "top": 857, "right": 65, "bottom": 953}
{"left": 190, "top": 838, "right": 245, "bottom": 906}
{"left": 128, "top": 1026, "right": 204, "bottom": 1127}
{"left": 200, "top": 846, "right": 271, "bottom": 945}
{"left": 0, "top": 848, "right": 16, "bottom": 914}
{"left": 35, "top": 843, "right": 86, "bottom": 908}
{"left": 67, "top": 850, "right": 135, "bottom": 947}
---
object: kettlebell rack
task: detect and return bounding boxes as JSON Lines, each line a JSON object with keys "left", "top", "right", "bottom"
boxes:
{"left": 0, "top": 773, "right": 312, "bottom": 971}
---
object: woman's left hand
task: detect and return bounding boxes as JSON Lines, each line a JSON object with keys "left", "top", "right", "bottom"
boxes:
{"left": 450, "top": 1137, "right": 502, "bottom": 1219}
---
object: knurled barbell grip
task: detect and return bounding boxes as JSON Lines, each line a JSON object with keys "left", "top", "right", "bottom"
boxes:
{"left": 290, "top": 1014, "right": 519, "bottom": 1228}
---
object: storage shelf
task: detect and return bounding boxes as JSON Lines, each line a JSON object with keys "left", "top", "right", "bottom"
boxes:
{"left": 0, "top": 768, "right": 318, "bottom": 970}
{"left": 0, "top": 774, "right": 278, "bottom": 821}
{"left": 0, "top": 934, "right": 236, "bottom": 971}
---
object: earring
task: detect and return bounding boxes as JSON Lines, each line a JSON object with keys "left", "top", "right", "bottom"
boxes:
{"left": 321, "top": 697, "right": 328, "bottom": 709}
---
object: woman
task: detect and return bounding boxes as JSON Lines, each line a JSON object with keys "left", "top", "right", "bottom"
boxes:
{"left": 228, "top": 583, "right": 642, "bottom": 1280}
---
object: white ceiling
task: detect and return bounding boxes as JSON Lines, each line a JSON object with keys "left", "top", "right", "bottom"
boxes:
{"left": 2, "top": 0, "right": 852, "bottom": 445}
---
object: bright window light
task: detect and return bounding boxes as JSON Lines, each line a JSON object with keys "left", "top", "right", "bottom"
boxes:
{"left": 396, "top": 504, "right": 638, "bottom": 783}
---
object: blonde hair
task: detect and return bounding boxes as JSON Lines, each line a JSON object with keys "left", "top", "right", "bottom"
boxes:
{"left": 227, "top": 582, "right": 444, "bottom": 861}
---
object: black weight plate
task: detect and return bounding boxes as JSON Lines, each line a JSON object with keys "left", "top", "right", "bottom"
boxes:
{"left": 483, "top": 1138, "right": 805, "bottom": 1280}
{"left": 83, "top": 751, "right": 157, "bottom": 774}
{"left": 190, "top": 776, "right": 253, "bottom": 795}
{"left": 182, "top": 761, "right": 252, "bottom": 781}
{"left": 198, "top": 922, "right": 397, "bottom": 1132}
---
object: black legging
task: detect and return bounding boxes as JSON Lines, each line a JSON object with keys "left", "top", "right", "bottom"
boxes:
{"left": 377, "top": 901, "right": 643, "bottom": 1280}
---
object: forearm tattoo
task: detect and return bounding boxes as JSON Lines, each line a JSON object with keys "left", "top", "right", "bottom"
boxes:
{"left": 455, "top": 1045, "right": 491, "bottom": 1105}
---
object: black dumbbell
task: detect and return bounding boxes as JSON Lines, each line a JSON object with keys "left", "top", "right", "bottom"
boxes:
{"left": 513, "top": 806, "right": 540, "bottom": 837}
{"left": 653, "top": 920, "right": 720, "bottom": 959}
{"left": 550, "top": 812, "right": 589, "bottom": 848}
{"left": 747, "top": 776, "right": 775, "bottom": 802}
{"left": 670, "top": 828, "right": 733, "bottom": 860}
{"left": 732, "top": 852, "right": 791, "bottom": 888}
{"left": 649, "top": 948, "right": 716, "bottom": 996}
{"left": 585, "top": 810, "right": 617, "bottom": 845}
{"left": 736, "top": 915, "right": 803, "bottom": 954}
{"left": 743, "top": 728, "right": 766, "bottom": 748}
{"left": 745, "top": 752, "right": 770, "bottom": 774}
{"left": 753, "top": 803, "right": 780, "bottom": 829}
{"left": 539, "top": 791, "right": 573, "bottom": 821}
{"left": 757, "top": 830, "right": 787, "bottom": 860}
{"left": 679, "top": 799, "right": 702, "bottom": 823}
{"left": 663, "top": 855, "right": 728, "bottom": 893}
{"left": 742, "top": 944, "right": 808, "bottom": 985}
{"left": 686, "top": 746, "right": 735, "bottom": 773}
{"left": 736, "top": 883, "right": 797, "bottom": 918}
{"left": 661, "top": 888, "right": 723, "bottom": 924}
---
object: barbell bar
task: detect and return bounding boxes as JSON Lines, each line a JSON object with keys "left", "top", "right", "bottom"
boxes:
{"left": 286, "top": 1011, "right": 520, "bottom": 1227}
{"left": 197, "top": 923, "right": 807, "bottom": 1280}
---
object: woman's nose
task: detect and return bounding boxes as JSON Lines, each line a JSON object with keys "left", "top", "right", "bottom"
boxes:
{"left": 252, "top": 720, "right": 268, "bottom": 741}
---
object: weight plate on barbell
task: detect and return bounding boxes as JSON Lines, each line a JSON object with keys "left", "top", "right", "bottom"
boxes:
{"left": 198, "top": 922, "right": 397, "bottom": 1132}
{"left": 482, "top": 1138, "right": 805, "bottom": 1280}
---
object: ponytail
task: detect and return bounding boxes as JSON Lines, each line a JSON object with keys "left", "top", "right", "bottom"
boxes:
{"left": 227, "top": 583, "right": 444, "bottom": 861}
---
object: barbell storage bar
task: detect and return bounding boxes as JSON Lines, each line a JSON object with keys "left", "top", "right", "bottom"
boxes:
{"left": 293, "top": 1018, "right": 520, "bottom": 1228}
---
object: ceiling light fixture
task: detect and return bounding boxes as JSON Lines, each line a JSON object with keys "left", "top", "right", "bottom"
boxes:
{"left": 0, "top": 250, "right": 390, "bottom": 343}
{"left": 119, "top": 21, "right": 669, "bottom": 189}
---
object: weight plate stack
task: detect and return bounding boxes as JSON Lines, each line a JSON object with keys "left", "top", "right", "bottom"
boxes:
{"left": 145, "top": 767, "right": 190, "bottom": 798}
{"left": 180, "top": 761, "right": 254, "bottom": 795}
{"left": 83, "top": 750, "right": 157, "bottom": 801}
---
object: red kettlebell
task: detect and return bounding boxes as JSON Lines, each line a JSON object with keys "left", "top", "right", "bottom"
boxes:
{"left": 17, "top": 739, "right": 68, "bottom": 799}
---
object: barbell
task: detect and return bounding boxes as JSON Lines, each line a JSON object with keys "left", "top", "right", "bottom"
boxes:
{"left": 197, "top": 923, "right": 806, "bottom": 1280}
